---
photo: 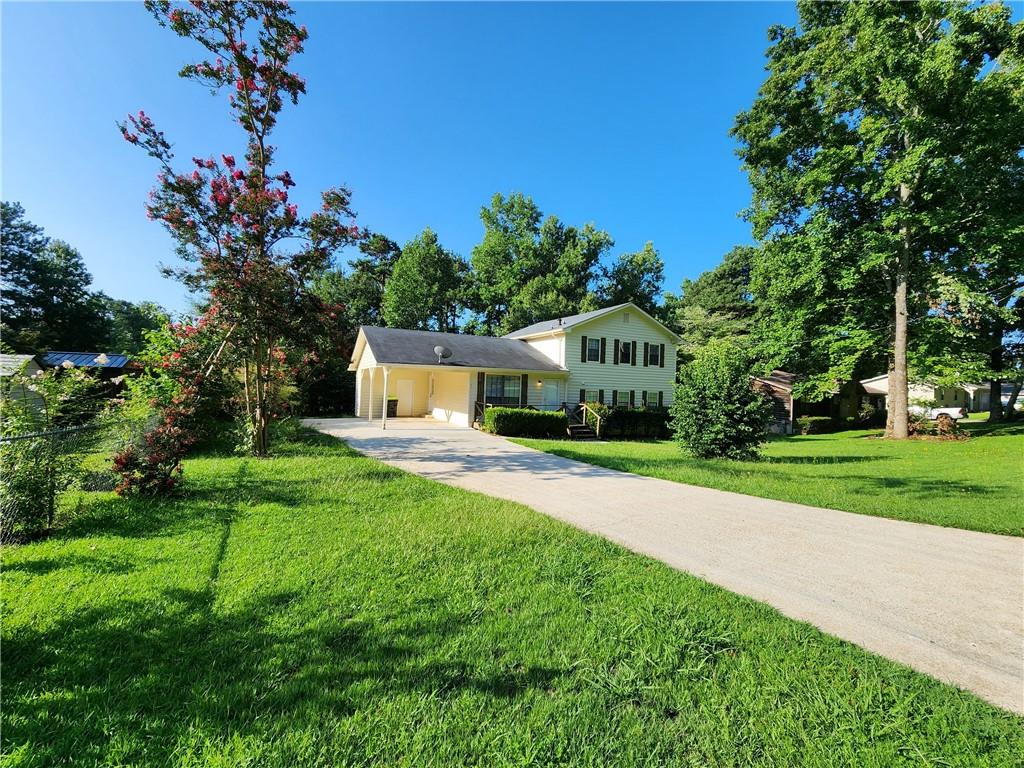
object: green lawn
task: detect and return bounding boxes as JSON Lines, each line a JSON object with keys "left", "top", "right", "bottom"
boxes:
{"left": 3, "top": 429, "right": 1021, "bottom": 766}
{"left": 515, "top": 420, "right": 1024, "bottom": 536}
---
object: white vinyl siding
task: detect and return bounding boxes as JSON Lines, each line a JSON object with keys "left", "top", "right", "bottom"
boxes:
{"left": 525, "top": 377, "right": 564, "bottom": 409}
{"left": 564, "top": 307, "right": 676, "bottom": 407}
{"left": 524, "top": 335, "right": 564, "bottom": 367}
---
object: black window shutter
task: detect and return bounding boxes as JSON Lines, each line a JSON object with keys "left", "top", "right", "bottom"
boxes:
{"left": 643, "top": 342, "right": 649, "bottom": 367}
{"left": 659, "top": 343, "right": 666, "bottom": 368}
{"left": 520, "top": 374, "right": 529, "bottom": 407}
{"left": 641, "top": 390, "right": 647, "bottom": 406}
{"left": 476, "top": 372, "right": 486, "bottom": 405}
{"left": 581, "top": 335, "right": 588, "bottom": 363}
{"left": 598, "top": 389, "right": 604, "bottom": 405}
{"left": 631, "top": 341, "right": 637, "bottom": 367}
{"left": 579, "top": 388, "right": 586, "bottom": 403}
{"left": 658, "top": 391, "right": 664, "bottom": 408}
{"left": 629, "top": 390, "right": 635, "bottom": 408}
{"left": 612, "top": 390, "right": 618, "bottom": 406}
{"left": 599, "top": 337, "right": 606, "bottom": 364}
{"left": 613, "top": 339, "right": 619, "bottom": 365}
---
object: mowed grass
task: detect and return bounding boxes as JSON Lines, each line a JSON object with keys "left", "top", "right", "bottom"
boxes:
{"left": 3, "top": 429, "right": 1021, "bottom": 767}
{"left": 516, "top": 420, "right": 1024, "bottom": 536}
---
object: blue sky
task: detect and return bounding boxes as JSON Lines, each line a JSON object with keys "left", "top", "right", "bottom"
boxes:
{"left": 2, "top": 1, "right": 799, "bottom": 314}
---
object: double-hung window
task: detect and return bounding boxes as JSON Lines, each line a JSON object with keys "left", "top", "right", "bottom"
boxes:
{"left": 586, "top": 337, "right": 601, "bottom": 362}
{"left": 619, "top": 341, "right": 632, "bottom": 364}
{"left": 584, "top": 389, "right": 599, "bottom": 404}
{"left": 485, "top": 375, "right": 521, "bottom": 406}
{"left": 648, "top": 344, "right": 661, "bottom": 367}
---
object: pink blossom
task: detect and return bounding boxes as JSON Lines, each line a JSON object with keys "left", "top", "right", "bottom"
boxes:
{"left": 222, "top": 154, "right": 235, "bottom": 168}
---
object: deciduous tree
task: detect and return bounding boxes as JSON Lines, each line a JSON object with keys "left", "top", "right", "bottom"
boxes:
{"left": 663, "top": 245, "right": 755, "bottom": 361}
{"left": 733, "top": 1, "right": 1023, "bottom": 438}
{"left": 383, "top": 228, "right": 467, "bottom": 332}
{"left": 469, "top": 192, "right": 612, "bottom": 335}
{"left": 121, "top": 0, "right": 359, "bottom": 455}
{"left": 597, "top": 241, "right": 665, "bottom": 315}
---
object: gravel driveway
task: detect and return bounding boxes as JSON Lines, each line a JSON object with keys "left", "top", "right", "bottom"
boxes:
{"left": 306, "top": 417, "right": 1024, "bottom": 713}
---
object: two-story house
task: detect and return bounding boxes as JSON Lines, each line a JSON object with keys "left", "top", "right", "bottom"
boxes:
{"left": 349, "top": 302, "right": 681, "bottom": 428}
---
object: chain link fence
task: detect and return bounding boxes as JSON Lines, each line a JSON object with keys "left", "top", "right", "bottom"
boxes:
{"left": 0, "top": 423, "right": 111, "bottom": 541}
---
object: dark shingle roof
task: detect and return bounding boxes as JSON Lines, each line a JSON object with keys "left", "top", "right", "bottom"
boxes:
{"left": 503, "top": 303, "right": 631, "bottom": 339}
{"left": 359, "top": 327, "right": 565, "bottom": 372}
{"left": 41, "top": 352, "right": 130, "bottom": 369}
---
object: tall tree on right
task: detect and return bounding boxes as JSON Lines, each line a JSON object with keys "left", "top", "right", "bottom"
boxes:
{"left": 733, "top": 1, "right": 1023, "bottom": 438}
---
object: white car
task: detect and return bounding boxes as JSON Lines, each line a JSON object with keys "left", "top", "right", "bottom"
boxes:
{"left": 927, "top": 406, "right": 966, "bottom": 421}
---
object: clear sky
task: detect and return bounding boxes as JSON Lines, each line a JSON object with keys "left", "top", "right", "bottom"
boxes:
{"left": 2, "top": 1, "right": 800, "bottom": 314}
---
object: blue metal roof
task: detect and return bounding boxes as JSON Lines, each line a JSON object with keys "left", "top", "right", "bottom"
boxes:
{"left": 41, "top": 351, "right": 130, "bottom": 369}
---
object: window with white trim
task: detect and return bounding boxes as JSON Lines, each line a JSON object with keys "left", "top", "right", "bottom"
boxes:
{"left": 584, "top": 389, "right": 599, "bottom": 403}
{"left": 586, "top": 337, "right": 601, "bottom": 362}
{"left": 619, "top": 341, "right": 631, "bottom": 364}
{"left": 617, "top": 390, "right": 631, "bottom": 408}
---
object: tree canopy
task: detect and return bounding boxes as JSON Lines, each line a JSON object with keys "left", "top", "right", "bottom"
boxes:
{"left": 733, "top": 0, "right": 1024, "bottom": 436}
{"left": 468, "top": 192, "right": 613, "bottom": 335}
{"left": 596, "top": 241, "right": 665, "bottom": 316}
{"left": 0, "top": 201, "right": 165, "bottom": 354}
{"left": 664, "top": 245, "right": 756, "bottom": 361}
{"left": 383, "top": 228, "right": 467, "bottom": 332}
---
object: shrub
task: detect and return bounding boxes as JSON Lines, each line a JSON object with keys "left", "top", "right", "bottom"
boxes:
{"left": 0, "top": 364, "right": 111, "bottom": 541}
{"left": 606, "top": 407, "right": 672, "bottom": 439}
{"left": 482, "top": 407, "right": 568, "bottom": 438}
{"left": 581, "top": 401, "right": 610, "bottom": 433}
{"left": 670, "top": 341, "right": 772, "bottom": 459}
{"left": 795, "top": 416, "right": 838, "bottom": 435}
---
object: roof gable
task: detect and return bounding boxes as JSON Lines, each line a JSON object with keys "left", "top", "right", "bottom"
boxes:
{"left": 505, "top": 302, "right": 681, "bottom": 343}
{"left": 0, "top": 354, "right": 39, "bottom": 377}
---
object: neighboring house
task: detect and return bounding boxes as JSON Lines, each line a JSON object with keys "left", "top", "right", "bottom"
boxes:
{"left": 39, "top": 352, "right": 131, "bottom": 380}
{"left": 860, "top": 374, "right": 972, "bottom": 411}
{"left": 0, "top": 354, "right": 43, "bottom": 380}
{"left": 0, "top": 354, "right": 45, "bottom": 411}
{"left": 349, "top": 303, "right": 681, "bottom": 427}
{"left": 961, "top": 382, "right": 1024, "bottom": 414}
{"left": 752, "top": 369, "right": 862, "bottom": 434}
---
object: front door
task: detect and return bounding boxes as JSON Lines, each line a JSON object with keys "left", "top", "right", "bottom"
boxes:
{"left": 543, "top": 380, "right": 559, "bottom": 408}
{"left": 396, "top": 379, "right": 415, "bottom": 416}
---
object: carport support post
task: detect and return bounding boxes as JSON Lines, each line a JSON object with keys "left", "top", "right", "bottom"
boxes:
{"left": 381, "top": 366, "right": 390, "bottom": 430}
{"left": 367, "top": 368, "right": 375, "bottom": 423}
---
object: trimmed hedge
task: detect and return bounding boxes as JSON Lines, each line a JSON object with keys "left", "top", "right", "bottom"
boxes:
{"left": 795, "top": 416, "right": 838, "bottom": 434}
{"left": 605, "top": 408, "right": 672, "bottom": 439}
{"left": 482, "top": 407, "right": 568, "bottom": 438}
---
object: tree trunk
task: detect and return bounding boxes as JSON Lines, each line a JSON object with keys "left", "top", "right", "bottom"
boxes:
{"left": 988, "top": 329, "right": 1004, "bottom": 422}
{"left": 884, "top": 351, "right": 895, "bottom": 435}
{"left": 887, "top": 240, "right": 910, "bottom": 439}
{"left": 252, "top": 339, "right": 269, "bottom": 457}
{"left": 1003, "top": 381, "right": 1022, "bottom": 420}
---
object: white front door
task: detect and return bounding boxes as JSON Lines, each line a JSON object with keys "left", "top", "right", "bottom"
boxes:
{"left": 396, "top": 379, "right": 415, "bottom": 416}
{"left": 543, "top": 380, "right": 559, "bottom": 408}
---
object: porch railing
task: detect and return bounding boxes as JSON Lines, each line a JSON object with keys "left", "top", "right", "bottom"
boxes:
{"left": 567, "top": 403, "right": 603, "bottom": 438}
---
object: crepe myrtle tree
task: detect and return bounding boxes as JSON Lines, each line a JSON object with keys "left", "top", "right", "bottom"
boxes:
{"left": 121, "top": 0, "right": 359, "bottom": 456}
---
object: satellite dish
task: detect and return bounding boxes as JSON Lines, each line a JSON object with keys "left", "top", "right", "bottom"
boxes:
{"left": 434, "top": 345, "right": 453, "bottom": 363}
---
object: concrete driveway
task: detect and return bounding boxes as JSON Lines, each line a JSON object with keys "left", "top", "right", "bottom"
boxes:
{"left": 305, "top": 417, "right": 1024, "bottom": 713}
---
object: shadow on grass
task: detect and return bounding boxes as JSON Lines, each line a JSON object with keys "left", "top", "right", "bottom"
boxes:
{"left": 762, "top": 455, "right": 881, "bottom": 465}
{"left": 54, "top": 431, "right": 404, "bottom": 544}
{"left": 3, "top": 581, "right": 564, "bottom": 765}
